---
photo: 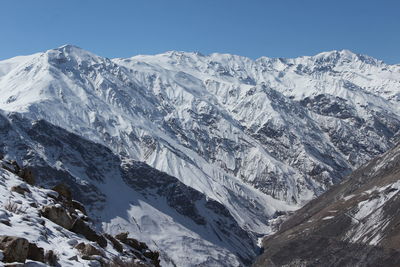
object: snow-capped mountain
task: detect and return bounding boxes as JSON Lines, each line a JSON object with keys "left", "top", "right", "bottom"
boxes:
{"left": 253, "top": 141, "right": 400, "bottom": 266}
{"left": 0, "top": 112, "right": 262, "bottom": 266}
{"left": 0, "top": 45, "right": 399, "bottom": 266}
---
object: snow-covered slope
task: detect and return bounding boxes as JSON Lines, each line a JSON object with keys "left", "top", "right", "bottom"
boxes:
{"left": 254, "top": 141, "right": 400, "bottom": 266}
{"left": 0, "top": 45, "right": 399, "bottom": 265}
{"left": 0, "top": 112, "right": 285, "bottom": 266}
{"left": 0, "top": 160, "right": 161, "bottom": 266}
{"left": 0, "top": 45, "right": 399, "bottom": 205}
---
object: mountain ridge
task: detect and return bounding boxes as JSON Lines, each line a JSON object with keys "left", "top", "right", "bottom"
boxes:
{"left": 0, "top": 45, "right": 399, "bottom": 266}
{"left": 253, "top": 141, "right": 400, "bottom": 266}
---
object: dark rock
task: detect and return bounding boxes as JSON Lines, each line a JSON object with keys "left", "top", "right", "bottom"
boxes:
{"left": 71, "top": 219, "right": 107, "bottom": 248}
{"left": 104, "top": 233, "right": 123, "bottom": 253}
{"left": 0, "top": 236, "right": 29, "bottom": 263}
{"left": 11, "top": 185, "right": 31, "bottom": 195}
{"left": 29, "top": 202, "right": 38, "bottom": 208}
{"left": 115, "top": 232, "right": 128, "bottom": 243}
{"left": 75, "top": 242, "right": 105, "bottom": 257}
{"left": 52, "top": 183, "right": 72, "bottom": 201}
{"left": 18, "top": 168, "right": 35, "bottom": 185}
{"left": 143, "top": 250, "right": 160, "bottom": 266}
{"left": 40, "top": 205, "right": 74, "bottom": 230}
{"left": 0, "top": 220, "right": 11, "bottom": 226}
{"left": 27, "top": 242, "right": 45, "bottom": 262}
{"left": 10, "top": 160, "right": 21, "bottom": 172}
{"left": 131, "top": 250, "right": 145, "bottom": 261}
{"left": 115, "top": 232, "right": 147, "bottom": 251}
{"left": 72, "top": 200, "right": 87, "bottom": 215}
{"left": 44, "top": 250, "right": 58, "bottom": 266}
{"left": 97, "top": 234, "right": 108, "bottom": 249}
{"left": 68, "top": 255, "right": 79, "bottom": 261}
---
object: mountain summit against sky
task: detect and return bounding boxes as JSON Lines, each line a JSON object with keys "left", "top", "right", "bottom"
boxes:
{"left": 0, "top": 45, "right": 399, "bottom": 266}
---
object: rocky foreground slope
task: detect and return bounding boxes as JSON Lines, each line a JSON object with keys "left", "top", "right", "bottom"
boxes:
{"left": 253, "top": 142, "right": 400, "bottom": 266}
{"left": 0, "top": 158, "right": 160, "bottom": 266}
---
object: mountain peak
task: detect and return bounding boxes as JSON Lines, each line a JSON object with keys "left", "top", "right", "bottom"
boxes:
{"left": 313, "top": 49, "right": 356, "bottom": 61}
{"left": 311, "top": 49, "right": 383, "bottom": 66}
{"left": 45, "top": 44, "right": 104, "bottom": 65}
{"left": 58, "top": 44, "right": 82, "bottom": 50}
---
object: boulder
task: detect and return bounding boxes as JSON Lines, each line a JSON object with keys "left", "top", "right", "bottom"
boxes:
{"left": 40, "top": 205, "right": 74, "bottom": 230}
{"left": 128, "top": 238, "right": 148, "bottom": 251}
{"left": 0, "top": 236, "right": 29, "bottom": 263}
{"left": 143, "top": 250, "right": 160, "bottom": 266}
{"left": 72, "top": 200, "right": 87, "bottom": 215}
{"left": 44, "top": 250, "right": 58, "bottom": 266}
{"left": 18, "top": 168, "right": 35, "bottom": 185}
{"left": 0, "top": 210, "right": 11, "bottom": 226}
{"left": 75, "top": 242, "right": 104, "bottom": 257}
{"left": 27, "top": 242, "right": 45, "bottom": 262}
{"left": 71, "top": 219, "right": 107, "bottom": 248}
{"left": 11, "top": 185, "right": 31, "bottom": 195}
{"left": 10, "top": 160, "right": 21, "bottom": 173}
{"left": 115, "top": 232, "right": 147, "bottom": 251}
{"left": 115, "top": 232, "right": 128, "bottom": 243}
{"left": 52, "top": 183, "right": 72, "bottom": 201}
{"left": 104, "top": 233, "right": 123, "bottom": 253}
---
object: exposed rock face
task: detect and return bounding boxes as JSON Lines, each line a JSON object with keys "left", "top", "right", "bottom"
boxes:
{"left": 40, "top": 205, "right": 74, "bottom": 230}
{"left": 105, "top": 233, "right": 123, "bottom": 253}
{"left": 10, "top": 184, "right": 30, "bottom": 195}
{"left": 52, "top": 183, "right": 72, "bottom": 201}
{"left": 115, "top": 232, "right": 160, "bottom": 267}
{"left": 72, "top": 200, "right": 87, "bottom": 215}
{"left": 27, "top": 242, "right": 45, "bottom": 262}
{"left": 116, "top": 232, "right": 148, "bottom": 251}
{"left": 254, "top": 142, "right": 400, "bottom": 266}
{"left": 0, "top": 165, "right": 159, "bottom": 267}
{"left": 75, "top": 242, "right": 105, "bottom": 257}
{"left": 18, "top": 167, "right": 35, "bottom": 185}
{"left": 71, "top": 219, "right": 107, "bottom": 248}
{"left": 0, "top": 236, "right": 29, "bottom": 263}
{"left": 44, "top": 250, "right": 58, "bottom": 266}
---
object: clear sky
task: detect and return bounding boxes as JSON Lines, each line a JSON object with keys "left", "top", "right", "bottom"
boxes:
{"left": 1, "top": 0, "right": 399, "bottom": 63}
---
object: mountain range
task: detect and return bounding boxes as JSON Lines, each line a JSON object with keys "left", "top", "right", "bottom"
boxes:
{"left": 0, "top": 45, "right": 399, "bottom": 266}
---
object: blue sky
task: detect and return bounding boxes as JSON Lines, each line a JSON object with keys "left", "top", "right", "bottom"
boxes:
{"left": 1, "top": 0, "right": 399, "bottom": 63}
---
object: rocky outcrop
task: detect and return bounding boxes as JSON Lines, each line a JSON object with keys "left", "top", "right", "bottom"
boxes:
{"left": 116, "top": 232, "right": 160, "bottom": 266}
{"left": 40, "top": 205, "right": 74, "bottom": 230}
{"left": 0, "top": 165, "right": 160, "bottom": 267}
{"left": 10, "top": 184, "right": 30, "bottom": 195}
{"left": 116, "top": 232, "right": 148, "bottom": 251}
{"left": 105, "top": 233, "right": 123, "bottom": 253}
{"left": 71, "top": 218, "right": 107, "bottom": 248}
{"left": 0, "top": 160, "right": 35, "bottom": 185}
{"left": 44, "top": 250, "right": 58, "bottom": 266}
{"left": 72, "top": 200, "right": 87, "bottom": 215}
{"left": 27, "top": 242, "right": 45, "bottom": 262}
{"left": 52, "top": 183, "right": 72, "bottom": 201}
{"left": 75, "top": 242, "right": 105, "bottom": 257}
{"left": 0, "top": 236, "right": 29, "bottom": 263}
